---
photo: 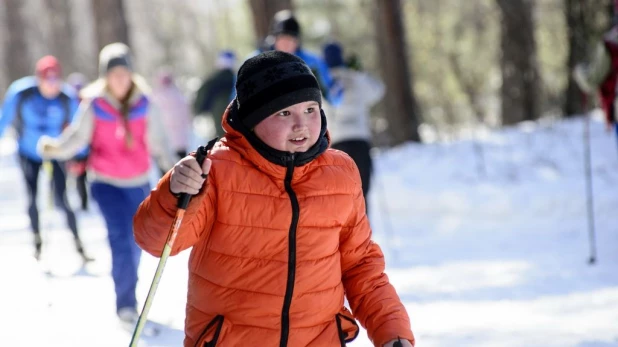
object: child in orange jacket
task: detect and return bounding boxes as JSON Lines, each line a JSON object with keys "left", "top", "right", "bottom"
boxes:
{"left": 133, "top": 51, "right": 414, "bottom": 347}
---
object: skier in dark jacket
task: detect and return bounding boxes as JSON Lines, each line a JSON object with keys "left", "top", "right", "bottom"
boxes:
{"left": 194, "top": 50, "right": 236, "bottom": 137}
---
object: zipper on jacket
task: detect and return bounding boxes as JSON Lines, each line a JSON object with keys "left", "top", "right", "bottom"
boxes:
{"left": 194, "top": 315, "right": 224, "bottom": 347}
{"left": 280, "top": 154, "right": 299, "bottom": 347}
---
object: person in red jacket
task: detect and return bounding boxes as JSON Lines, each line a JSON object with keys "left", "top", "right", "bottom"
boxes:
{"left": 133, "top": 51, "right": 413, "bottom": 347}
{"left": 573, "top": 23, "right": 618, "bottom": 135}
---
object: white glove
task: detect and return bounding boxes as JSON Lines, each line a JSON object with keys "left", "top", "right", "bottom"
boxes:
{"left": 37, "top": 135, "right": 58, "bottom": 159}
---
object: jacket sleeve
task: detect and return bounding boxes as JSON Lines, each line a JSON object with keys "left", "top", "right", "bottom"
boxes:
{"left": 340, "top": 163, "right": 414, "bottom": 347}
{"left": 0, "top": 85, "right": 20, "bottom": 138}
{"left": 133, "top": 167, "right": 217, "bottom": 257}
{"left": 573, "top": 42, "right": 611, "bottom": 94}
{"left": 317, "top": 59, "right": 344, "bottom": 107}
{"left": 68, "top": 95, "right": 89, "bottom": 158}
{"left": 38, "top": 99, "right": 95, "bottom": 160}
{"left": 68, "top": 96, "right": 81, "bottom": 123}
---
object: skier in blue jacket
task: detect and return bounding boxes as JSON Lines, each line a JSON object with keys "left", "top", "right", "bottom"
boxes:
{"left": 0, "top": 56, "right": 91, "bottom": 262}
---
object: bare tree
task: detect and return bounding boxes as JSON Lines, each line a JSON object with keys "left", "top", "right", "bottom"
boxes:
{"left": 374, "top": 0, "right": 422, "bottom": 144}
{"left": 447, "top": 1, "right": 495, "bottom": 125}
{"left": 91, "top": 0, "right": 131, "bottom": 53}
{"left": 3, "top": 0, "right": 31, "bottom": 85}
{"left": 496, "top": 0, "right": 541, "bottom": 125}
{"left": 248, "top": 0, "right": 294, "bottom": 45}
{"left": 45, "top": 0, "right": 77, "bottom": 74}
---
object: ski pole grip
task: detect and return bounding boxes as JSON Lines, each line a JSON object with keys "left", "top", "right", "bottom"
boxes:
{"left": 177, "top": 138, "right": 217, "bottom": 209}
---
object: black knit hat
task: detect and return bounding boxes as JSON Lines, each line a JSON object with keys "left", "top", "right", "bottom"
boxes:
{"left": 271, "top": 10, "right": 301, "bottom": 38}
{"left": 235, "top": 50, "right": 322, "bottom": 129}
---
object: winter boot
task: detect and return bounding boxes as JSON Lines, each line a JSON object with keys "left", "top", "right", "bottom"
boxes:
{"left": 34, "top": 233, "right": 42, "bottom": 261}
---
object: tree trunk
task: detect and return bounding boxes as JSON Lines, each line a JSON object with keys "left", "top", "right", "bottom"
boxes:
{"left": 91, "top": 0, "right": 131, "bottom": 53}
{"left": 44, "top": 0, "right": 76, "bottom": 75}
{"left": 496, "top": 0, "right": 541, "bottom": 125}
{"left": 248, "top": 0, "right": 294, "bottom": 46}
{"left": 3, "top": 0, "right": 31, "bottom": 84}
{"left": 564, "top": 0, "right": 612, "bottom": 117}
{"left": 375, "top": 0, "right": 422, "bottom": 144}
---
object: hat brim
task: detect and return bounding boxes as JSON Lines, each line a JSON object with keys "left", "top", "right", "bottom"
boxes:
{"left": 241, "top": 88, "right": 322, "bottom": 129}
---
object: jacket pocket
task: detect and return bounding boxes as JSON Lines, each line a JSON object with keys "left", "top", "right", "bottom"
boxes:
{"left": 335, "top": 307, "right": 360, "bottom": 346}
{"left": 195, "top": 315, "right": 225, "bottom": 347}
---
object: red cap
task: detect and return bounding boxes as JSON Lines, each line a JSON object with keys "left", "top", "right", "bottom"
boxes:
{"left": 35, "top": 55, "right": 62, "bottom": 79}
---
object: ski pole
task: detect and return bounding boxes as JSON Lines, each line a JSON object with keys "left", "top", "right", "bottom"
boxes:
{"left": 581, "top": 95, "right": 597, "bottom": 265}
{"left": 129, "top": 139, "right": 216, "bottom": 346}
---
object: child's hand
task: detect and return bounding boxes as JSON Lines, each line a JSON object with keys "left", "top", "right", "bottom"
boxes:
{"left": 384, "top": 339, "right": 413, "bottom": 347}
{"left": 170, "top": 155, "right": 212, "bottom": 195}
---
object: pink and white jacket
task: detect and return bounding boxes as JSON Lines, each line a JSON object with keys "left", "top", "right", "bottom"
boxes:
{"left": 39, "top": 76, "right": 176, "bottom": 187}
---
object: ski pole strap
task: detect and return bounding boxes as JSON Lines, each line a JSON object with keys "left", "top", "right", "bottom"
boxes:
{"left": 177, "top": 137, "right": 219, "bottom": 209}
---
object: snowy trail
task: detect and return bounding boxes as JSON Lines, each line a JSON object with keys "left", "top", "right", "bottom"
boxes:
{"left": 1, "top": 115, "right": 617, "bottom": 346}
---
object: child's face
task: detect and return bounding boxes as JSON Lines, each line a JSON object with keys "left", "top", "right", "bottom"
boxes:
{"left": 254, "top": 101, "right": 321, "bottom": 153}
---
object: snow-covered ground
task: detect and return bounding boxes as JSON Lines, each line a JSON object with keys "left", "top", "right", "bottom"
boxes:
{"left": 1, "top": 112, "right": 617, "bottom": 347}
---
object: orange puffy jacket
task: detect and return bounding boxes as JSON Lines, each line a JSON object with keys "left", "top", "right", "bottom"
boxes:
{"left": 133, "top": 104, "right": 414, "bottom": 347}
